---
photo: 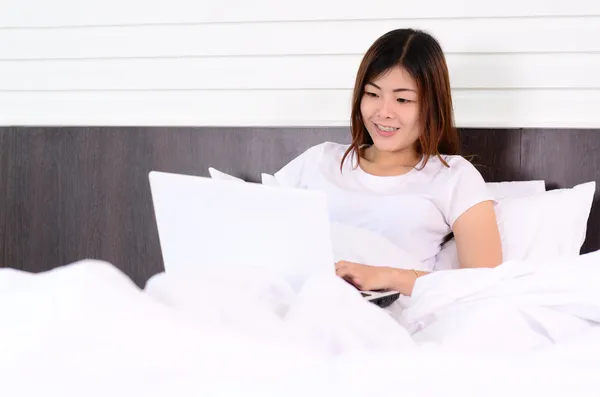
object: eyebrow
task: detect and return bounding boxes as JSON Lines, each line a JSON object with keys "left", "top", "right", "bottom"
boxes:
{"left": 367, "top": 82, "right": 416, "bottom": 93}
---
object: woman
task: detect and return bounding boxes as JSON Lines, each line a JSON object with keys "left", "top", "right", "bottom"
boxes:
{"left": 274, "top": 28, "right": 502, "bottom": 296}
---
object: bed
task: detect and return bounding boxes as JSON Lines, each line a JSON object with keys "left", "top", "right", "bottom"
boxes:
{"left": 1, "top": 126, "right": 600, "bottom": 396}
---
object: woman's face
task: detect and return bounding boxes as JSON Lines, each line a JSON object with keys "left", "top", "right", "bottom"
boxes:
{"left": 360, "top": 66, "right": 421, "bottom": 154}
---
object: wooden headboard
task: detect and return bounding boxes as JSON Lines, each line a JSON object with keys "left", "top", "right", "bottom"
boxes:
{"left": 0, "top": 127, "right": 598, "bottom": 287}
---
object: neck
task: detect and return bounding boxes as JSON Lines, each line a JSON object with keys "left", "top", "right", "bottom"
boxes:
{"left": 363, "top": 146, "right": 421, "bottom": 169}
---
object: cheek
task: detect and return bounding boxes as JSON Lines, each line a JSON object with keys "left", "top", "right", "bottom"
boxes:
{"left": 360, "top": 98, "right": 373, "bottom": 120}
{"left": 401, "top": 106, "right": 420, "bottom": 129}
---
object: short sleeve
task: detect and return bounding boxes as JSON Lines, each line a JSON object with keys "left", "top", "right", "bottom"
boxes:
{"left": 441, "top": 157, "right": 494, "bottom": 227}
{"left": 273, "top": 143, "right": 324, "bottom": 188}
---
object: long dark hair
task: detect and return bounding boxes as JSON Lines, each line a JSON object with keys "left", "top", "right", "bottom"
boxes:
{"left": 341, "top": 28, "right": 460, "bottom": 170}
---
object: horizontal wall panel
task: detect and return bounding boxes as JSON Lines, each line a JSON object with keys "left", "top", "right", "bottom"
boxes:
{"left": 1, "top": 53, "right": 598, "bottom": 91}
{"left": 1, "top": 89, "right": 598, "bottom": 128}
{"left": 2, "top": 0, "right": 599, "bottom": 27}
{"left": 2, "top": 17, "right": 599, "bottom": 60}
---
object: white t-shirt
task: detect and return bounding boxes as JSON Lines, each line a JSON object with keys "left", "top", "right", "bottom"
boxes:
{"left": 274, "top": 141, "right": 493, "bottom": 270}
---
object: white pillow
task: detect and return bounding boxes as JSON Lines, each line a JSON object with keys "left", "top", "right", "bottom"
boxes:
{"left": 208, "top": 168, "right": 280, "bottom": 188}
{"left": 261, "top": 173, "right": 280, "bottom": 187}
{"left": 485, "top": 180, "right": 546, "bottom": 200}
{"left": 496, "top": 181, "right": 595, "bottom": 261}
{"left": 208, "top": 167, "right": 245, "bottom": 183}
{"left": 435, "top": 181, "right": 596, "bottom": 270}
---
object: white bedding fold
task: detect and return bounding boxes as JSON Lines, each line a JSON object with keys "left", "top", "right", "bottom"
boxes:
{"left": 1, "top": 252, "right": 600, "bottom": 396}
{"left": 397, "top": 252, "right": 600, "bottom": 351}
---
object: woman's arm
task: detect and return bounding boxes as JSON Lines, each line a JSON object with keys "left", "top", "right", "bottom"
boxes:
{"left": 452, "top": 200, "right": 503, "bottom": 269}
{"left": 336, "top": 201, "right": 502, "bottom": 296}
{"left": 335, "top": 261, "right": 427, "bottom": 296}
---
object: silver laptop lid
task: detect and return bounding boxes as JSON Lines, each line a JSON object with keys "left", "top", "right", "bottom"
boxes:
{"left": 148, "top": 171, "right": 335, "bottom": 290}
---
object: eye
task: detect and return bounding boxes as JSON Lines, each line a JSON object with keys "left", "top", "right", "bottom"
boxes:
{"left": 397, "top": 98, "right": 411, "bottom": 103}
{"left": 364, "top": 91, "right": 378, "bottom": 98}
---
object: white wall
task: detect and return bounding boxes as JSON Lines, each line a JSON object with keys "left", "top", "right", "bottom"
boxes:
{"left": 1, "top": 0, "right": 599, "bottom": 128}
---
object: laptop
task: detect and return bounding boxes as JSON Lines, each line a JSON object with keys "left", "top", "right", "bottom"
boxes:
{"left": 148, "top": 171, "right": 400, "bottom": 308}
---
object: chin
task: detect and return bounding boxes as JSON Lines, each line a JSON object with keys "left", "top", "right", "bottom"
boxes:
{"left": 372, "top": 142, "right": 399, "bottom": 153}
{"left": 369, "top": 135, "right": 406, "bottom": 153}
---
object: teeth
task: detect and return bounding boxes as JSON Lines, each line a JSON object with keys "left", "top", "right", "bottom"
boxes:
{"left": 376, "top": 124, "right": 398, "bottom": 132}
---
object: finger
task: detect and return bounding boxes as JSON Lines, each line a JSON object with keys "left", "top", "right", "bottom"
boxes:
{"left": 335, "top": 266, "right": 353, "bottom": 280}
{"left": 346, "top": 276, "right": 363, "bottom": 290}
{"left": 339, "top": 273, "right": 359, "bottom": 288}
{"left": 335, "top": 266, "right": 348, "bottom": 277}
{"left": 335, "top": 262, "right": 351, "bottom": 273}
{"left": 335, "top": 260, "right": 349, "bottom": 270}
{"left": 336, "top": 268, "right": 362, "bottom": 287}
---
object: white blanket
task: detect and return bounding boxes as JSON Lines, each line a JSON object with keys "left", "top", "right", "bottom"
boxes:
{"left": 1, "top": 252, "right": 600, "bottom": 396}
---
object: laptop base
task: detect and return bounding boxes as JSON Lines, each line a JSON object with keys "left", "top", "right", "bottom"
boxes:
{"left": 361, "top": 290, "right": 400, "bottom": 308}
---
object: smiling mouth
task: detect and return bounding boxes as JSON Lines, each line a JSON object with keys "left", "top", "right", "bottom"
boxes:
{"left": 376, "top": 124, "right": 398, "bottom": 132}
{"left": 375, "top": 124, "right": 399, "bottom": 135}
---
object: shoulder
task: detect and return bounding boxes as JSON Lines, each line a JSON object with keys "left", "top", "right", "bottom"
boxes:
{"left": 294, "top": 141, "right": 351, "bottom": 170}
{"left": 424, "top": 155, "right": 492, "bottom": 226}
{"left": 310, "top": 141, "right": 350, "bottom": 160}
{"left": 439, "top": 155, "right": 478, "bottom": 171}
{"left": 425, "top": 155, "right": 484, "bottom": 182}
{"left": 274, "top": 141, "right": 349, "bottom": 187}
{"left": 292, "top": 141, "right": 348, "bottom": 161}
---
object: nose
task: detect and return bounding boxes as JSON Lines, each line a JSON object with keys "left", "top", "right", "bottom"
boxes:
{"left": 377, "top": 97, "right": 395, "bottom": 119}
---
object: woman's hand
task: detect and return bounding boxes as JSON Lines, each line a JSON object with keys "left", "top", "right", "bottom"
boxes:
{"left": 334, "top": 260, "right": 396, "bottom": 291}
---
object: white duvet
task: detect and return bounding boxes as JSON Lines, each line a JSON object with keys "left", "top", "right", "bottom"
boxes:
{"left": 1, "top": 252, "right": 600, "bottom": 396}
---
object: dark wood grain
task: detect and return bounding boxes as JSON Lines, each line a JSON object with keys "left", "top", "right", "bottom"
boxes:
{"left": 0, "top": 128, "right": 8, "bottom": 268}
{"left": 0, "top": 127, "right": 198, "bottom": 285}
{"left": 188, "top": 127, "right": 351, "bottom": 182}
{"left": 3, "top": 128, "right": 62, "bottom": 272}
{"left": 521, "top": 129, "right": 600, "bottom": 253}
{"left": 0, "top": 126, "right": 597, "bottom": 286}
{"left": 458, "top": 128, "right": 522, "bottom": 182}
